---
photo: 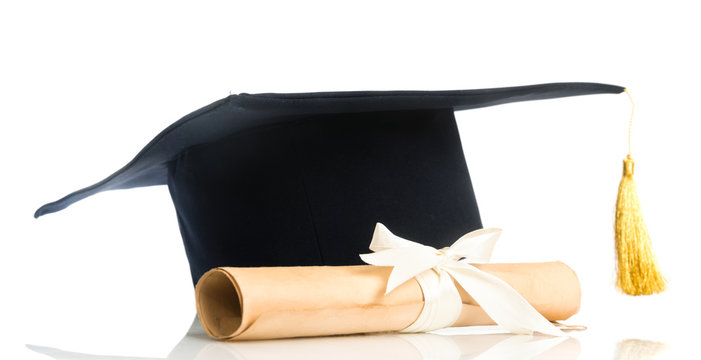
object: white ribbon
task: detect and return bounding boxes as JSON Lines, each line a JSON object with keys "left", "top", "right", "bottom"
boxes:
{"left": 360, "top": 223, "right": 564, "bottom": 336}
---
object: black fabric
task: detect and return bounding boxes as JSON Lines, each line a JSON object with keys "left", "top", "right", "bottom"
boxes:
{"left": 33, "top": 83, "right": 626, "bottom": 286}
{"left": 34, "top": 83, "right": 624, "bottom": 218}
{"left": 169, "top": 109, "right": 481, "bottom": 284}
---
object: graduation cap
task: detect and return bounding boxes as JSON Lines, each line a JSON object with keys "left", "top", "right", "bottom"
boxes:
{"left": 35, "top": 83, "right": 631, "bottom": 287}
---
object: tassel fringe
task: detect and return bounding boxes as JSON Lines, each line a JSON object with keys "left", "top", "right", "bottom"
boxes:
{"left": 615, "top": 155, "right": 665, "bottom": 295}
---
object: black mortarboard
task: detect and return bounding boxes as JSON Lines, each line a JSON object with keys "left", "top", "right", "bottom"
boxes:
{"left": 35, "top": 83, "right": 625, "bottom": 285}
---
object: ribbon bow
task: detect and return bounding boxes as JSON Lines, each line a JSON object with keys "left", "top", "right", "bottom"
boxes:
{"left": 360, "top": 223, "right": 564, "bottom": 336}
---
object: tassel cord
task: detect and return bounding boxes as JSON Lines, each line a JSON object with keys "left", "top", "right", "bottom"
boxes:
{"left": 614, "top": 89, "right": 665, "bottom": 295}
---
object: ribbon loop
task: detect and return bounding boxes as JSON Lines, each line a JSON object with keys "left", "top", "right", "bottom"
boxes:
{"left": 360, "top": 223, "right": 564, "bottom": 336}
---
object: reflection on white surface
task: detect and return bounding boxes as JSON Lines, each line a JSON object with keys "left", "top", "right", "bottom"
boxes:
{"left": 614, "top": 339, "right": 668, "bottom": 360}
{"left": 28, "top": 317, "right": 580, "bottom": 360}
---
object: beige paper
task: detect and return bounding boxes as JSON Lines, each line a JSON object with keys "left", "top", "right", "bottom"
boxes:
{"left": 196, "top": 262, "right": 580, "bottom": 340}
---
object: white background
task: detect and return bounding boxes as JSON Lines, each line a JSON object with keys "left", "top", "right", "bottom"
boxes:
{"left": 1, "top": 1, "right": 699, "bottom": 358}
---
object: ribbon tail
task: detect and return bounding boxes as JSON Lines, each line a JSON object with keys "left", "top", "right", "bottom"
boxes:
{"left": 446, "top": 264, "right": 565, "bottom": 337}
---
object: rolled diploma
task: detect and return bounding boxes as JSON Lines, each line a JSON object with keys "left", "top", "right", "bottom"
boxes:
{"left": 196, "top": 262, "right": 580, "bottom": 340}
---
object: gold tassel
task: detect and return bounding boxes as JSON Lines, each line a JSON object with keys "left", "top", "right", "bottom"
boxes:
{"left": 614, "top": 90, "right": 665, "bottom": 295}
